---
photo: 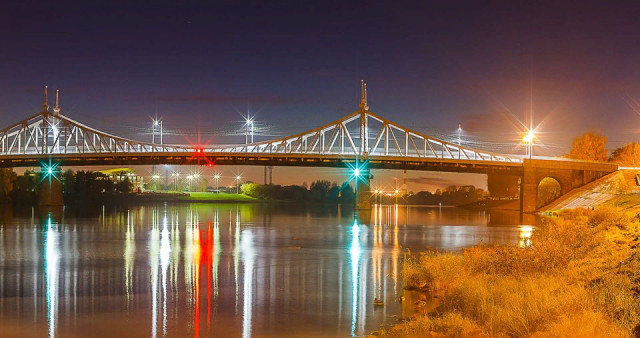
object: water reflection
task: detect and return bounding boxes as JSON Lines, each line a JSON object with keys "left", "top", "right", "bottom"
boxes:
{"left": 349, "top": 218, "right": 361, "bottom": 337}
{"left": 0, "top": 204, "right": 529, "bottom": 337}
{"left": 45, "top": 215, "right": 58, "bottom": 338}
{"left": 519, "top": 225, "right": 533, "bottom": 248}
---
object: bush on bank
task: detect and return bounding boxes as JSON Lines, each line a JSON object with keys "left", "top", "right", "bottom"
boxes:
{"left": 382, "top": 207, "right": 640, "bottom": 338}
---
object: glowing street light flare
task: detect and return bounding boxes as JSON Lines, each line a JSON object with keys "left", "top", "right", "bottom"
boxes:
{"left": 522, "top": 129, "right": 536, "bottom": 158}
{"left": 243, "top": 115, "right": 256, "bottom": 144}
{"left": 523, "top": 129, "right": 535, "bottom": 143}
{"left": 39, "top": 160, "right": 61, "bottom": 184}
{"left": 151, "top": 117, "right": 163, "bottom": 145}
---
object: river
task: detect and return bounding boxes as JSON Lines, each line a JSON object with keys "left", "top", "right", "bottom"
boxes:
{"left": 0, "top": 203, "right": 532, "bottom": 337}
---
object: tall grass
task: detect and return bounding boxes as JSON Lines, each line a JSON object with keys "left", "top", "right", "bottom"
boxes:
{"left": 382, "top": 206, "right": 640, "bottom": 337}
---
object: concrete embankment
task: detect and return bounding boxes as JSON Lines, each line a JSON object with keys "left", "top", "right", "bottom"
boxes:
{"left": 541, "top": 169, "right": 638, "bottom": 212}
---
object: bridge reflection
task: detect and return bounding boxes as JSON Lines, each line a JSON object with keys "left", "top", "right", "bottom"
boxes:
{"left": 0, "top": 203, "right": 526, "bottom": 337}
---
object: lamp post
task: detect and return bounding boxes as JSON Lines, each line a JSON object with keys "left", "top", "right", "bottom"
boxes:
{"left": 458, "top": 123, "right": 462, "bottom": 159}
{"left": 152, "top": 174, "right": 160, "bottom": 191}
{"left": 187, "top": 175, "right": 194, "bottom": 192}
{"left": 236, "top": 175, "right": 242, "bottom": 194}
{"left": 250, "top": 119, "right": 254, "bottom": 143}
{"left": 214, "top": 173, "right": 220, "bottom": 193}
{"left": 245, "top": 117, "right": 254, "bottom": 144}
{"left": 152, "top": 118, "right": 162, "bottom": 144}
{"left": 523, "top": 129, "right": 535, "bottom": 159}
{"left": 171, "top": 172, "right": 180, "bottom": 191}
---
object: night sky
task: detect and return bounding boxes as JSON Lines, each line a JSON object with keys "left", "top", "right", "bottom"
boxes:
{"left": 2, "top": 1, "right": 640, "bottom": 191}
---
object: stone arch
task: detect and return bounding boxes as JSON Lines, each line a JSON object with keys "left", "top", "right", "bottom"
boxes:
{"left": 537, "top": 176, "right": 562, "bottom": 208}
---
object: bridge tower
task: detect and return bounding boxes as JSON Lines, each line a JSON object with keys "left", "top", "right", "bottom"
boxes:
{"left": 359, "top": 80, "right": 369, "bottom": 155}
{"left": 42, "top": 85, "right": 49, "bottom": 112}
{"left": 356, "top": 81, "right": 372, "bottom": 210}
{"left": 53, "top": 89, "right": 60, "bottom": 115}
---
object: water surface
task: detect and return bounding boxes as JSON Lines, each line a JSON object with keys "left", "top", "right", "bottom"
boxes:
{"left": 0, "top": 203, "right": 530, "bottom": 337}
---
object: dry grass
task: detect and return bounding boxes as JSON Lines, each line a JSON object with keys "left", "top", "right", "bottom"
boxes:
{"left": 379, "top": 312, "right": 486, "bottom": 338}
{"left": 381, "top": 206, "right": 640, "bottom": 337}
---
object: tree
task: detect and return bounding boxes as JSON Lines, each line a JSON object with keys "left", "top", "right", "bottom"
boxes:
{"left": 62, "top": 170, "right": 76, "bottom": 196}
{"left": 339, "top": 182, "right": 355, "bottom": 203}
{"left": 12, "top": 170, "right": 37, "bottom": 203}
{"left": 116, "top": 177, "right": 133, "bottom": 194}
{"left": 537, "top": 177, "right": 561, "bottom": 208}
{"left": 567, "top": 130, "right": 608, "bottom": 161}
{"left": 0, "top": 168, "right": 16, "bottom": 203}
{"left": 610, "top": 142, "right": 640, "bottom": 166}
{"left": 310, "top": 180, "right": 331, "bottom": 201}
{"left": 487, "top": 175, "right": 520, "bottom": 198}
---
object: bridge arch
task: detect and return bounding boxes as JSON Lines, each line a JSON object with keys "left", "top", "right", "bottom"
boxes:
{"left": 537, "top": 176, "right": 562, "bottom": 208}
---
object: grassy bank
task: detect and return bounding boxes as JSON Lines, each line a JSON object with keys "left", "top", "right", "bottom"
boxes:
{"left": 378, "top": 207, "right": 640, "bottom": 337}
{"left": 132, "top": 191, "right": 257, "bottom": 202}
{"left": 182, "top": 192, "right": 256, "bottom": 201}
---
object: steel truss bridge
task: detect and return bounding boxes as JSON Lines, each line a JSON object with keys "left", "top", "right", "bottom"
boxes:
{"left": 0, "top": 84, "right": 530, "bottom": 177}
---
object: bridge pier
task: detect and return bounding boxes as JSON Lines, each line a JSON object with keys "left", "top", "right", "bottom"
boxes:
{"left": 38, "top": 179, "right": 64, "bottom": 206}
{"left": 520, "top": 165, "right": 538, "bottom": 213}
{"left": 519, "top": 159, "right": 615, "bottom": 213}
{"left": 356, "top": 173, "right": 371, "bottom": 210}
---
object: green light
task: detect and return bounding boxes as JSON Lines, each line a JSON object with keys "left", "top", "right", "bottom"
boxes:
{"left": 39, "top": 159, "right": 60, "bottom": 184}
{"left": 346, "top": 159, "right": 369, "bottom": 184}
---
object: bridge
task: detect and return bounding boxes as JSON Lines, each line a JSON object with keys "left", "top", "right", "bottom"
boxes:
{"left": 0, "top": 83, "right": 618, "bottom": 212}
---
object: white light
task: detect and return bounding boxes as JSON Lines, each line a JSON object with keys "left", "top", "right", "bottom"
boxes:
{"left": 523, "top": 129, "right": 535, "bottom": 143}
{"left": 354, "top": 168, "right": 360, "bottom": 177}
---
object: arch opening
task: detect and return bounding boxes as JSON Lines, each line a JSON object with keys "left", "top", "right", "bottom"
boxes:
{"left": 537, "top": 177, "right": 562, "bottom": 208}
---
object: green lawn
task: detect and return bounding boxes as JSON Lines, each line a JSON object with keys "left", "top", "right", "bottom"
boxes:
{"left": 182, "top": 192, "right": 256, "bottom": 201}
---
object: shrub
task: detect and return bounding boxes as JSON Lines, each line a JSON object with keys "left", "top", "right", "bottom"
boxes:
{"left": 392, "top": 207, "right": 640, "bottom": 337}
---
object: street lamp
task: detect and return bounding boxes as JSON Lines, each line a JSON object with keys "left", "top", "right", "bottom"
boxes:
{"left": 235, "top": 175, "right": 242, "bottom": 194}
{"left": 213, "top": 173, "right": 221, "bottom": 193}
{"left": 151, "top": 117, "right": 163, "bottom": 144}
{"left": 458, "top": 123, "right": 462, "bottom": 159}
{"left": 171, "top": 172, "right": 180, "bottom": 191}
{"left": 523, "top": 129, "right": 535, "bottom": 159}
{"left": 245, "top": 117, "right": 254, "bottom": 144}
{"left": 187, "top": 175, "right": 194, "bottom": 192}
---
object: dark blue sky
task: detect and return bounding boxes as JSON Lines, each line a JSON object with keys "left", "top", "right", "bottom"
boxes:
{"left": 2, "top": 1, "right": 640, "bottom": 189}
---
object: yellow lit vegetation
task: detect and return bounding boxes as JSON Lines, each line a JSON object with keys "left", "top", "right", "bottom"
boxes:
{"left": 379, "top": 207, "right": 640, "bottom": 338}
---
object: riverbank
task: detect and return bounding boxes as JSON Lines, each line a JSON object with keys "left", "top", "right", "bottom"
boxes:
{"left": 374, "top": 207, "right": 640, "bottom": 337}
{"left": 62, "top": 191, "right": 258, "bottom": 204}
{"left": 148, "top": 192, "right": 258, "bottom": 203}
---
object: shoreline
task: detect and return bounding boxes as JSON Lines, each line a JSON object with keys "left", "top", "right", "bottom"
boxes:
{"left": 373, "top": 206, "right": 640, "bottom": 337}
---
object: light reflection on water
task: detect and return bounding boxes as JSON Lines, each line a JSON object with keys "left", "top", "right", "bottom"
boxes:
{"left": 0, "top": 204, "right": 529, "bottom": 337}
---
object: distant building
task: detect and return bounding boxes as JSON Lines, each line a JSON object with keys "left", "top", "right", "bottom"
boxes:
{"left": 98, "top": 168, "right": 145, "bottom": 192}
